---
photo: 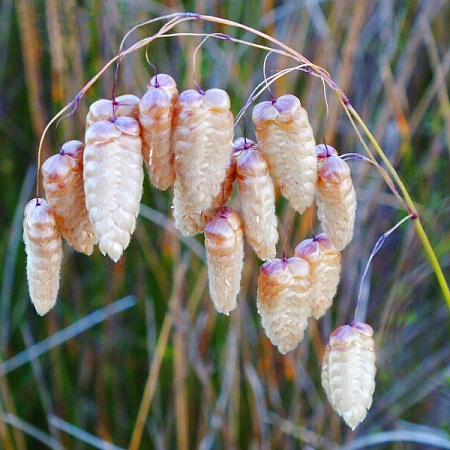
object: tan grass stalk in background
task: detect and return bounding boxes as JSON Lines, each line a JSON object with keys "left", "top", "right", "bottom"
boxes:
{"left": 257, "top": 256, "right": 311, "bottom": 354}
{"left": 139, "top": 73, "right": 178, "bottom": 190}
{"left": 321, "top": 321, "right": 376, "bottom": 429}
{"left": 23, "top": 198, "right": 62, "bottom": 316}
{"left": 173, "top": 155, "right": 236, "bottom": 236}
{"left": 204, "top": 207, "right": 244, "bottom": 315}
{"left": 294, "top": 233, "right": 341, "bottom": 319}
{"left": 84, "top": 117, "right": 143, "bottom": 262}
{"left": 85, "top": 94, "right": 140, "bottom": 127}
{"left": 316, "top": 144, "right": 356, "bottom": 250}
{"left": 234, "top": 137, "right": 278, "bottom": 260}
{"left": 41, "top": 140, "right": 96, "bottom": 255}
{"left": 173, "top": 88, "right": 234, "bottom": 211}
{"left": 252, "top": 94, "right": 317, "bottom": 214}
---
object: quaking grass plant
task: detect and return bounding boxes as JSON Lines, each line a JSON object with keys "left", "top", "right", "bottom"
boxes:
{"left": 20, "top": 11, "right": 450, "bottom": 448}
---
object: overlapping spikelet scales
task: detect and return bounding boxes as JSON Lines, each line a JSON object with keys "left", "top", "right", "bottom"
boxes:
{"left": 234, "top": 138, "right": 278, "bottom": 260}
{"left": 252, "top": 94, "right": 317, "bottom": 214}
{"left": 257, "top": 257, "right": 312, "bottom": 354}
{"left": 84, "top": 117, "right": 143, "bottom": 262}
{"left": 42, "top": 140, "right": 96, "bottom": 255}
{"left": 315, "top": 144, "right": 356, "bottom": 250}
{"left": 85, "top": 94, "right": 140, "bottom": 127}
{"left": 173, "top": 155, "right": 236, "bottom": 236}
{"left": 23, "top": 198, "right": 62, "bottom": 316}
{"left": 173, "top": 89, "right": 234, "bottom": 211}
{"left": 322, "top": 321, "right": 376, "bottom": 429}
{"left": 139, "top": 74, "right": 178, "bottom": 189}
{"left": 204, "top": 207, "right": 244, "bottom": 315}
{"left": 295, "top": 233, "right": 341, "bottom": 319}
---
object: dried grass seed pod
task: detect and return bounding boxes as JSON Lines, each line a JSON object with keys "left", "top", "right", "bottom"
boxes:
{"left": 173, "top": 88, "right": 234, "bottom": 211}
{"left": 86, "top": 94, "right": 140, "bottom": 128}
{"left": 140, "top": 74, "right": 178, "bottom": 189}
{"left": 204, "top": 207, "right": 244, "bottom": 315}
{"left": 252, "top": 94, "right": 317, "bottom": 214}
{"left": 84, "top": 117, "right": 143, "bottom": 262}
{"left": 23, "top": 198, "right": 62, "bottom": 315}
{"left": 257, "top": 257, "right": 312, "bottom": 354}
{"left": 234, "top": 138, "right": 278, "bottom": 260}
{"left": 42, "top": 140, "right": 97, "bottom": 255}
{"left": 294, "top": 233, "right": 341, "bottom": 319}
{"left": 316, "top": 144, "right": 356, "bottom": 250}
{"left": 173, "top": 155, "right": 236, "bottom": 236}
{"left": 322, "top": 321, "right": 376, "bottom": 429}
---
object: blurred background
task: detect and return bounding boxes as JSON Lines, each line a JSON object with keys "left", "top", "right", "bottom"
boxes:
{"left": 1, "top": 0, "right": 449, "bottom": 448}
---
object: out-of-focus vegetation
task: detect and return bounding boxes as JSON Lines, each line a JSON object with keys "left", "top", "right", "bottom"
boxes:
{"left": 1, "top": 0, "right": 449, "bottom": 448}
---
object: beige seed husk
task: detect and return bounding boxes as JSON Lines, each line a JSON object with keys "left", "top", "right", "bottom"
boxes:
{"left": 173, "top": 88, "right": 234, "bottom": 211}
{"left": 42, "top": 140, "right": 97, "bottom": 255}
{"left": 204, "top": 207, "right": 244, "bottom": 315}
{"left": 173, "top": 155, "right": 236, "bottom": 236}
{"left": 316, "top": 144, "right": 356, "bottom": 250}
{"left": 322, "top": 321, "right": 376, "bottom": 430}
{"left": 257, "top": 257, "right": 312, "bottom": 354}
{"left": 252, "top": 94, "right": 317, "bottom": 214}
{"left": 23, "top": 198, "right": 62, "bottom": 316}
{"left": 294, "top": 233, "right": 341, "bottom": 319}
{"left": 234, "top": 138, "right": 278, "bottom": 260}
{"left": 86, "top": 94, "right": 140, "bottom": 128}
{"left": 84, "top": 117, "right": 144, "bottom": 262}
{"left": 139, "top": 74, "right": 178, "bottom": 189}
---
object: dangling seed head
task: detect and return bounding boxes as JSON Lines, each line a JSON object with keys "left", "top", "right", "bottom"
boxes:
{"left": 322, "top": 321, "right": 376, "bottom": 429}
{"left": 23, "top": 198, "right": 62, "bottom": 315}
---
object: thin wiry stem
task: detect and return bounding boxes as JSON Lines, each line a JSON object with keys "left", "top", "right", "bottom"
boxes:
{"left": 346, "top": 104, "right": 450, "bottom": 310}
{"left": 354, "top": 214, "right": 414, "bottom": 321}
{"left": 35, "top": 11, "right": 450, "bottom": 318}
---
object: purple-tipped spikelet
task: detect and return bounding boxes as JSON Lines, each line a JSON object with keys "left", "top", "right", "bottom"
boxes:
{"left": 315, "top": 144, "right": 356, "bottom": 250}
{"left": 42, "top": 140, "right": 96, "bottom": 255}
{"left": 23, "top": 198, "right": 62, "bottom": 316}
{"left": 204, "top": 207, "right": 244, "bottom": 315}
{"left": 322, "top": 321, "right": 376, "bottom": 429}
{"left": 257, "top": 256, "right": 312, "bottom": 354}
{"left": 139, "top": 74, "right": 178, "bottom": 190}
{"left": 294, "top": 233, "right": 341, "bottom": 319}
{"left": 233, "top": 137, "right": 278, "bottom": 260}
{"left": 253, "top": 94, "right": 317, "bottom": 214}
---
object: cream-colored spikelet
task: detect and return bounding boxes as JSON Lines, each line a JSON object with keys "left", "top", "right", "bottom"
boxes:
{"left": 84, "top": 117, "right": 143, "bottom": 262}
{"left": 173, "top": 88, "right": 234, "bottom": 211}
{"left": 233, "top": 137, "right": 278, "bottom": 260}
{"left": 173, "top": 155, "right": 236, "bottom": 236}
{"left": 322, "top": 321, "right": 376, "bottom": 429}
{"left": 257, "top": 257, "right": 312, "bottom": 354}
{"left": 204, "top": 207, "right": 244, "bottom": 315}
{"left": 316, "top": 144, "right": 356, "bottom": 250}
{"left": 41, "top": 140, "right": 96, "bottom": 255}
{"left": 86, "top": 94, "right": 140, "bottom": 127}
{"left": 252, "top": 94, "right": 317, "bottom": 214}
{"left": 23, "top": 198, "right": 62, "bottom": 316}
{"left": 139, "top": 74, "right": 178, "bottom": 189}
{"left": 294, "top": 233, "right": 341, "bottom": 319}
